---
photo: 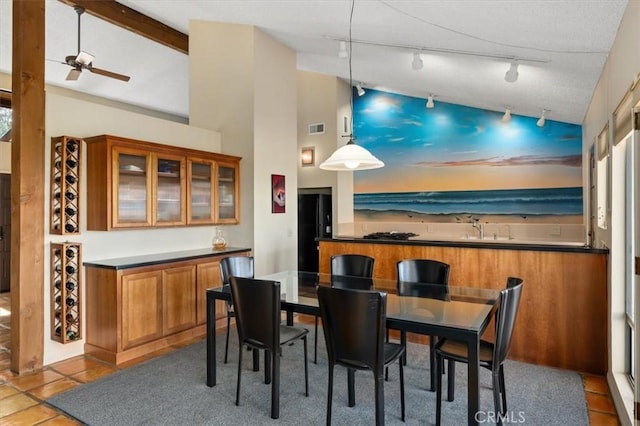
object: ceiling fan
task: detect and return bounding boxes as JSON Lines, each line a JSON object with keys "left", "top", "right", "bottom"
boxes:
{"left": 61, "top": 6, "right": 130, "bottom": 82}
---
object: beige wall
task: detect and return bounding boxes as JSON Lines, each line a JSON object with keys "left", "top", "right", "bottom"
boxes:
{"left": 189, "top": 22, "right": 298, "bottom": 274}
{"left": 296, "top": 71, "right": 356, "bottom": 234}
{"left": 43, "top": 91, "right": 222, "bottom": 365}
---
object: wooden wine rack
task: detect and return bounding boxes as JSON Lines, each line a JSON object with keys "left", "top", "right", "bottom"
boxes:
{"left": 50, "top": 136, "right": 81, "bottom": 235}
{"left": 51, "top": 242, "right": 82, "bottom": 343}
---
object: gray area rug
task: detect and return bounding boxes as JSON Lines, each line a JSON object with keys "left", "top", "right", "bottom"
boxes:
{"left": 47, "top": 329, "right": 588, "bottom": 425}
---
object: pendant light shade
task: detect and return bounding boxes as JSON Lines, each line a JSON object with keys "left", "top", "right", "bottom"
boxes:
{"left": 319, "top": 0, "right": 384, "bottom": 172}
{"left": 320, "top": 139, "right": 384, "bottom": 171}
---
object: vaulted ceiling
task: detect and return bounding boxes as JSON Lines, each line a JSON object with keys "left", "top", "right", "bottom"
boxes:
{"left": 0, "top": 0, "right": 629, "bottom": 124}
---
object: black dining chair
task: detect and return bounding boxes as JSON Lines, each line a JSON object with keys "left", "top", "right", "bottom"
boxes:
{"left": 219, "top": 256, "right": 255, "bottom": 363}
{"left": 317, "top": 286, "right": 405, "bottom": 426}
{"left": 393, "top": 259, "right": 450, "bottom": 389}
{"left": 434, "top": 279, "right": 524, "bottom": 426}
{"left": 229, "top": 276, "right": 309, "bottom": 420}
{"left": 312, "top": 254, "right": 375, "bottom": 364}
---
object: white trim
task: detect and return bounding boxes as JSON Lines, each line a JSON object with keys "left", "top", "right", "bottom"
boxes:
{"left": 608, "top": 372, "right": 633, "bottom": 426}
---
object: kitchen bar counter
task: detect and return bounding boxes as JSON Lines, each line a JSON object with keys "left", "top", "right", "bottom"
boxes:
{"left": 318, "top": 237, "right": 608, "bottom": 374}
{"left": 319, "top": 236, "right": 607, "bottom": 254}
{"left": 84, "top": 247, "right": 252, "bottom": 270}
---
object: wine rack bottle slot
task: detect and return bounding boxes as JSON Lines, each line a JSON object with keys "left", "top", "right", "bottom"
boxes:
{"left": 50, "top": 242, "right": 82, "bottom": 343}
{"left": 50, "top": 136, "right": 82, "bottom": 235}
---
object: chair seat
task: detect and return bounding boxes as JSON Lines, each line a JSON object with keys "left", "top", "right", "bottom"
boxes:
{"left": 338, "top": 342, "right": 405, "bottom": 370}
{"left": 436, "top": 338, "right": 494, "bottom": 366}
{"left": 280, "top": 325, "right": 309, "bottom": 346}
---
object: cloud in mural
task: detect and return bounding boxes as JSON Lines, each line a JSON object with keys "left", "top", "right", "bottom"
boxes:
{"left": 415, "top": 154, "right": 582, "bottom": 167}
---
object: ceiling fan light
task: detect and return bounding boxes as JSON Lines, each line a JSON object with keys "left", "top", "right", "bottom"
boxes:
{"left": 505, "top": 61, "right": 519, "bottom": 83}
{"left": 412, "top": 51, "right": 423, "bottom": 71}
{"left": 319, "top": 141, "right": 384, "bottom": 171}
{"left": 76, "top": 51, "right": 94, "bottom": 65}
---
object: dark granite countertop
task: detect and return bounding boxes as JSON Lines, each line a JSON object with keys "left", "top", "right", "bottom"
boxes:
{"left": 83, "top": 247, "right": 252, "bottom": 270}
{"left": 318, "top": 237, "right": 608, "bottom": 254}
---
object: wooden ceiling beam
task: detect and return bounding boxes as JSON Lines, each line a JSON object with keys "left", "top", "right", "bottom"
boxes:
{"left": 57, "top": 0, "right": 188, "bottom": 54}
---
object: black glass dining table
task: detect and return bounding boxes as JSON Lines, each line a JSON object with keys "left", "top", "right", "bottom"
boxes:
{"left": 206, "top": 271, "right": 500, "bottom": 425}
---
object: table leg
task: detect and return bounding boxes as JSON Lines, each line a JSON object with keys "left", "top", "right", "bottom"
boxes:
{"left": 206, "top": 292, "right": 217, "bottom": 387}
{"left": 347, "top": 368, "right": 356, "bottom": 407}
{"left": 467, "top": 336, "right": 480, "bottom": 425}
{"left": 253, "top": 349, "right": 260, "bottom": 371}
{"left": 286, "top": 310, "right": 294, "bottom": 326}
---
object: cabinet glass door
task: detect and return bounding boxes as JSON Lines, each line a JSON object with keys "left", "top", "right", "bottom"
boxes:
{"left": 217, "top": 163, "right": 239, "bottom": 223}
{"left": 188, "top": 159, "right": 215, "bottom": 224}
{"left": 155, "top": 155, "right": 186, "bottom": 225}
{"left": 115, "top": 150, "right": 152, "bottom": 226}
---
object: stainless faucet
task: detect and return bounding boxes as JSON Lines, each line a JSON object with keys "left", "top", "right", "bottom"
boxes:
{"left": 472, "top": 219, "right": 484, "bottom": 240}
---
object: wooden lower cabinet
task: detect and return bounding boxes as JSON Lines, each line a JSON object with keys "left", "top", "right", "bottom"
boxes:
{"left": 84, "top": 251, "right": 249, "bottom": 365}
{"left": 121, "top": 271, "right": 163, "bottom": 350}
{"left": 196, "top": 261, "right": 223, "bottom": 325}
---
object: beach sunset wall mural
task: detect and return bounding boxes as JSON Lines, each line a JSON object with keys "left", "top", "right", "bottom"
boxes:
{"left": 352, "top": 89, "right": 583, "bottom": 224}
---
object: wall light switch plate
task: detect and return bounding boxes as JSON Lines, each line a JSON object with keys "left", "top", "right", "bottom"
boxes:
{"left": 426, "top": 224, "right": 433, "bottom": 233}
{"left": 549, "top": 225, "right": 561, "bottom": 236}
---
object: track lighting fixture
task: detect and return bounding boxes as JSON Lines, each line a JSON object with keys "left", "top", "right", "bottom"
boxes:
{"left": 505, "top": 61, "right": 519, "bottom": 83}
{"left": 412, "top": 51, "right": 423, "bottom": 71}
{"left": 338, "top": 41, "right": 348, "bottom": 59}
{"left": 502, "top": 107, "right": 512, "bottom": 122}
{"left": 536, "top": 109, "right": 547, "bottom": 127}
{"left": 426, "top": 94, "right": 435, "bottom": 109}
{"left": 320, "top": 0, "right": 384, "bottom": 171}
{"left": 356, "top": 83, "right": 365, "bottom": 96}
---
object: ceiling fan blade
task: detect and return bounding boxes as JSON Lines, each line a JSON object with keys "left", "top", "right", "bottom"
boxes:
{"left": 89, "top": 67, "right": 131, "bottom": 82}
{"left": 66, "top": 68, "right": 82, "bottom": 81}
{"left": 75, "top": 51, "right": 94, "bottom": 66}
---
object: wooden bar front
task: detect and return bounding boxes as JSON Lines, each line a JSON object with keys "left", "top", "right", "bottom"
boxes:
{"left": 319, "top": 238, "right": 608, "bottom": 374}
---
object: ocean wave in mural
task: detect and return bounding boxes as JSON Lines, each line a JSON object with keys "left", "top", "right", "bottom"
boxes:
{"left": 352, "top": 89, "right": 584, "bottom": 224}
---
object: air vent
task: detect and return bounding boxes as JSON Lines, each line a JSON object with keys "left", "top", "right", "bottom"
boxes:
{"left": 308, "top": 123, "right": 325, "bottom": 135}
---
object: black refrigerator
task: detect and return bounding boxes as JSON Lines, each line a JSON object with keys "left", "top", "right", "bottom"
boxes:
{"left": 298, "top": 193, "right": 332, "bottom": 272}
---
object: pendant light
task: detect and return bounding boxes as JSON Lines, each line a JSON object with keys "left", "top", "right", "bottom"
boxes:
{"left": 319, "top": 0, "right": 384, "bottom": 171}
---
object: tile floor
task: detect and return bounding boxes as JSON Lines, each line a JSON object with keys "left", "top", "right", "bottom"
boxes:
{"left": 0, "top": 292, "right": 622, "bottom": 425}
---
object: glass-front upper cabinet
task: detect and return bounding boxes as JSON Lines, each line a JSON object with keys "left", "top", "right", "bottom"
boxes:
{"left": 113, "top": 147, "right": 153, "bottom": 228}
{"left": 85, "top": 135, "right": 241, "bottom": 230}
{"left": 187, "top": 158, "right": 215, "bottom": 224}
{"left": 154, "top": 154, "right": 186, "bottom": 226}
{"left": 216, "top": 161, "right": 239, "bottom": 224}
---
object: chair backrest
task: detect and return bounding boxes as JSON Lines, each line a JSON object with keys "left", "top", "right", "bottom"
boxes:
{"left": 506, "top": 276, "right": 523, "bottom": 289}
{"left": 396, "top": 259, "right": 450, "bottom": 285}
{"left": 331, "top": 254, "right": 375, "bottom": 278}
{"left": 229, "top": 277, "right": 279, "bottom": 351}
{"left": 317, "top": 286, "right": 386, "bottom": 371}
{"left": 330, "top": 275, "right": 373, "bottom": 290}
{"left": 493, "top": 280, "right": 524, "bottom": 365}
{"left": 220, "top": 256, "right": 254, "bottom": 285}
{"left": 397, "top": 280, "right": 450, "bottom": 300}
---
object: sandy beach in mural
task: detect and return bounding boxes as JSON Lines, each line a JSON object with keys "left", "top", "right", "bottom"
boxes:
{"left": 355, "top": 209, "right": 583, "bottom": 224}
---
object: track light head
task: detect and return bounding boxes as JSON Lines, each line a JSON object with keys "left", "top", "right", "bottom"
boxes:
{"left": 505, "top": 61, "right": 519, "bottom": 83}
{"left": 502, "top": 107, "right": 512, "bottom": 122}
{"left": 536, "top": 109, "right": 547, "bottom": 127}
{"left": 338, "top": 41, "right": 349, "bottom": 59}
{"left": 356, "top": 83, "right": 365, "bottom": 96}
{"left": 412, "top": 51, "right": 423, "bottom": 71}
{"left": 426, "top": 94, "right": 435, "bottom": 109}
